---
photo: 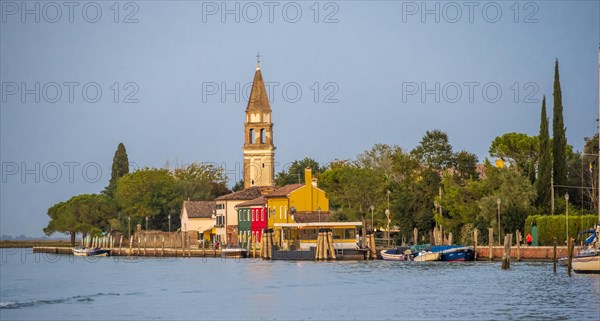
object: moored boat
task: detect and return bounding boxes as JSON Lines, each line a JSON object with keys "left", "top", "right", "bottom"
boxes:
{"left": 221, "top": 246, "right": 247, "bottom": 258}
{"left": 439, "top": 246, "right": 475, "bottom": 262}
{"left": 72, "top": 246, "right": 110, "bottom": 257}
{"left": 413, "top": 251, "right": 440, "bottom": 262}
{"left": 572, "top": 251, "right": 600, "bottom": 274}
{"left": 380, "top": 247, "right": 413, "bottom": 261}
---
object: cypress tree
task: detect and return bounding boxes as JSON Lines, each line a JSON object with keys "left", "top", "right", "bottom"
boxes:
{"left": 552, "top": 60, "right": 567, "bottom": 195}
{"left": 104, "top": 143, "right": 129, "bottom": 197}
{"left": 536, "top": 96, "right": 552, "bottom": 208}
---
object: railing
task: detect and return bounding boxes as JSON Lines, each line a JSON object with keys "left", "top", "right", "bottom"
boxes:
{"left": 375, "top": 238, "right": 396, "bottom": 248}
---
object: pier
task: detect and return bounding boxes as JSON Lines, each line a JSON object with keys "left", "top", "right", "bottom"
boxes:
{"left": 30, "top": 245, "right": 572, "bottom": 261}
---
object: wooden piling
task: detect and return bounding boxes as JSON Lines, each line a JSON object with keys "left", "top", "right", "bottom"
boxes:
{"left": 144, "top": 236, "right": 147, "bottom": 255}
{"left": 501, "top": 234, "right": 512, "bottom": 269}
{"left": 553, "top": 237, "right": 557, "bottom": 273}
{"left": 267, "top": 231, "right": 273, "bottom": 260}
{"left": 473, "top": 229, "right": 478, "bottom": 260}
{"left": 162, "top": 237, "right": 165, "bottom": 256}
{"left": 567, "top": 237, "right": 574, "bottom": 276}
{"left": 129, "top": 236, "right": 133, "bottom": 256}
{"left": 316, "top": 231, "right": 322, "bottom": 260}
{"left": 516, "top": 229, "right": 521, "bottom": 262}
{"left": 488, "top": 227, "right": 494, "bottom": 261}
{"left": 119, "top": 235, "right": 123, "bottom": 256}
{"left": 328, "top": 231, "right": 336, "bottom": 260}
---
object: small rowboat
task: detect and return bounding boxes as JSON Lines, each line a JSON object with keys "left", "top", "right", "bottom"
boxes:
{"left": 72, "top": 246, "right": 110, "bottom": 257}
{"left": 380, "top": 247, "right": 413, "bottom": 261}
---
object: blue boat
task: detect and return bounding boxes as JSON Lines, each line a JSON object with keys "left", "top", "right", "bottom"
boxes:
{"left": 410, "top": 245, "right": 475, "bottom": 262}
{"left": 438, "top": 246, "right": 475, "bottom": 262}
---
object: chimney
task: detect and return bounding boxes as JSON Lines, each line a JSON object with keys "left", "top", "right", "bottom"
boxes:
{"left": 304, "top": 167, "right": 312, "bottom": 187}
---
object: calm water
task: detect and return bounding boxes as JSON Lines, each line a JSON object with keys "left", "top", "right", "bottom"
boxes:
{"left": 1, "top": 249, "right": 599, "bottom": 321}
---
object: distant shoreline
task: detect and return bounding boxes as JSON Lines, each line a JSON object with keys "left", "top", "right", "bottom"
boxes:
{"left": 0, "top": 240, "right": 78, "bottom": 248}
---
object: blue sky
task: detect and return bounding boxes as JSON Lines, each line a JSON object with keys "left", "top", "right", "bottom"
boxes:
{"left": 1, "top": 1, "right": 599, "bottom": 237}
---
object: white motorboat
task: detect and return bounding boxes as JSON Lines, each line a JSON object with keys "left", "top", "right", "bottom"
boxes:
{"left": 413, "top": 251, "right": 441, "bottom": 262}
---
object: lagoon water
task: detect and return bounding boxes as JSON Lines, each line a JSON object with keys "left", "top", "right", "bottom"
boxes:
{"left": 1, "top": 249, "right": 599, "bottom": 320}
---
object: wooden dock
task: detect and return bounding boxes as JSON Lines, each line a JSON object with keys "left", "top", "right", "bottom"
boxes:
{"left": 32, "top": 246, "right": 225, "bottom": 257}
{"left": 32, "top": 245, "right": 573, "bottom": 261}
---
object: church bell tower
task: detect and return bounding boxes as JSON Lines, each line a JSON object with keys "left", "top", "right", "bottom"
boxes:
{"left": 243, "top": 59, "right": 275, "bottom": 188}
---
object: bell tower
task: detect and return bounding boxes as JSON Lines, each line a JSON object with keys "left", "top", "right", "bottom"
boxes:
{"left": 243, "top": 59, "right": 275, "bottom": 188}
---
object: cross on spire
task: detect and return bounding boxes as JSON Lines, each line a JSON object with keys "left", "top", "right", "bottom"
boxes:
{"left": 256, "top": 52, "right": 261, "bottom": 64}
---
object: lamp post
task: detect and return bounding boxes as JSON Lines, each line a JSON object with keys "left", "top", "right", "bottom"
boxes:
{"left": 168, "top": 214, "right": 171, "bottom": 233}
{"left": 565, "top": 193, "right": 569, "bottom": 243}
{"left": 128, "top": 216, "right": 131, "bottom": 240}
{"left": 496, "top": 198, "right": 501, "bottom": 246}
{"left": 370, "top": 206, "right": 374, "bottom": 232}
{"left": 145, "top": 216, "right": 149, "bottom": 232}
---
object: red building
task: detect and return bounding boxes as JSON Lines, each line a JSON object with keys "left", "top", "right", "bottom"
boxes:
{"left": 235, "top": 196, "right": 268, "bottom": 247}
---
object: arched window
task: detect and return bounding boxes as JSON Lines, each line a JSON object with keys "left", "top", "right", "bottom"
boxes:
{"left": 249, "top": 129, "right": 255, "bottom": 144}
{"left": 260, "top": 129, "right": 266, "bottom": 144}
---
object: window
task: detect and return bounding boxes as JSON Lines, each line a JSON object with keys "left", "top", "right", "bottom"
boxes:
{"left": 277, "top": 206, "right": 281, "bottom": 219}
{"left": 247, "top": 209, "right": 250, "bottom": 221}
{"left": 260, "top": 129, "right": 266, "bottom": 144}
{"left": 261, "top": 209, "right": 264, "bottom": 221}
{"left": 284, "top": 206, "right": 287, "bottom": 219}
{"left": 249, "top": 129, "right": 255, "bottom": 144}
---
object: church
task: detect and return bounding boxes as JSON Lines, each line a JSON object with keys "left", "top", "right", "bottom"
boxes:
{"left": 211, "top": 59, "right": 330, "bottom": 246}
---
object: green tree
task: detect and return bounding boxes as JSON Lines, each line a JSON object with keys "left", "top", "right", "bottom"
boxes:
{"left": 489, "top": 132, "right": 539, "bottom": 183}
{"left": 232, "top": 179, "right": 244, "bottom": 192}
{"left": 44, "top": 194, "right": 116, "bottom": 245}
{"left": 411, "top": 130, "right": 454, "bottom": 171}
{"left": 477, "top": 165, "right": 536, "bottom": 240}
{"left": 44, "top": 201, "right": 79, "bottom": 245}
{"left": 454, "top": 150, "right": 479, "bottom": 182}
{"left": 537, "top": 96, "right": 552, "bottom": 208}
{"left": 583, "top": 134, "right": 599, "bottom": 210}
{"left": 553, "top": 60, "right": 568, "bottom": 195}
{"left": 275, "top": 157, "right": 321, "bottom": 186}
{"left": 115, "top": 168, "right": 182, "bottom": 232}
{"left": 104, "top": 143, "right": 129, "bottom": 197}
{"left": 172, "top": 162, "right": 229, "bottom": 200}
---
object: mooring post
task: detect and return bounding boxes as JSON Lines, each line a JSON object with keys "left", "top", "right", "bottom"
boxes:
{"left": 119, "top": 235, "right": 123, "bottom": 256}
{"left": 488, "top": 227, "right": 494, "bottom": 261}
{"left": 129, "top": 236, "right": 133, "bottom": 256}
{"left": 502, "top": 234, "right": 512, "bottom": 269}
{"left": 516, "top": 229, "right": 521, "bottom": 262}
{"left": 473, "top": 229, "right": 478, "bottom": 260}
{"left": 162, "top": 237, "right": 165, "bottom": 256}
{"left": 553, "top": 237, "right": 557, "bottom": 273}
{"left": 567, "top": 237, "right": 574, "bottom": 277}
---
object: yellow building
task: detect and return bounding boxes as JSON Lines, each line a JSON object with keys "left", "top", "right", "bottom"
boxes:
{"left": 265, "top": 168, "right": 330, "bottom": 244}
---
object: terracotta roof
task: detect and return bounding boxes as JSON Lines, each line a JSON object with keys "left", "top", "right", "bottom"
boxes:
{"left": 246, "top": 66, "right": 271, "bottom": 112}
{"left": 215, "top": 186, "right": 276, "bottom": 201}
{"left": 235, "top": 196, "right": 267, "bottom": 208}
{"left": 183, "top": 201, "right": 215, "bottom": 219}
{"left": 264, "top": 184, "right": 303, "bottom": 198}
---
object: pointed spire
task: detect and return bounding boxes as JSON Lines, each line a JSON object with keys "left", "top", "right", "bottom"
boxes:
{"left": 246, "top": 61, "right": 271, "bottom": 112}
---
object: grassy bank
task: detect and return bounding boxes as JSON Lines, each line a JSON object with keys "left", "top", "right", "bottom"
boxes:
{"left": 0, "top": 240, "right": 80, "bottom": 248}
